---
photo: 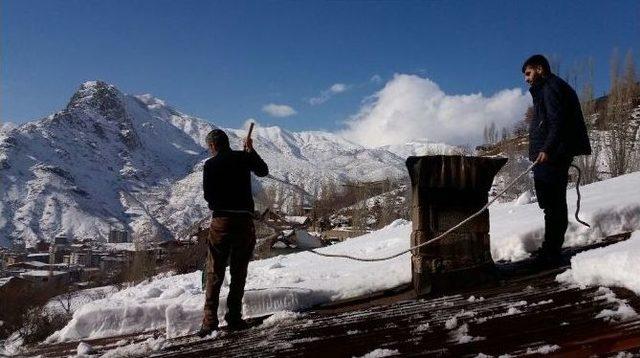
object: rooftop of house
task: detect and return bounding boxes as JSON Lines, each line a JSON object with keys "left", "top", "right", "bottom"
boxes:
{"left": 23, "top": 232, "right": 640, "bottom": 357}
{"left": 21, "top": 270, "right": 68, "bottom": 277}
{"left": 26, "top": 253, "right": 50, "bottom": 258}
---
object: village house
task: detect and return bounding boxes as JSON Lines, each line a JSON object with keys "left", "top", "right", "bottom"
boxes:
{"left": 70, "top": 250, "right": 92, "bottom": 267}
{"left": 27, "top": 253, "right": 50, "bottom": 264}
{"left": 6, "top": 260, "right": 50, "bottom": 271}
{"left": 0, "top": 276, "right": 32, "bottom": 301}
{"left": 284, "top": 215, "right": 311, "bottom": 228}
{"left": 34, "top": 239, "right": 50, "bottom": 253}
{"left": 2, "top": 253, "right": 26, "bottom": 267}
{"left": 80, "top": 267, "right": 101, "bottom": 282}
{"left": 20, "top": 270, "right": 71, "bottom": 286}
{"left": 108, "top": 229, "right": 129, "bottom": 243}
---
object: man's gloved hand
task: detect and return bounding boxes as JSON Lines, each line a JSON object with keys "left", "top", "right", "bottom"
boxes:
{"left": 536, "top": 151, "right": 548, "bottom": 164}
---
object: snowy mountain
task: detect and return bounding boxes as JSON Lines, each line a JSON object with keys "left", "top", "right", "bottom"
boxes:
{"left": 0, "top": 81, "right": 449, "bottom": 247}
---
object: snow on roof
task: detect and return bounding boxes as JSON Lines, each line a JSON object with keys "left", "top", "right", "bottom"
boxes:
{"left": 102, "top": 243, "right": 136, "bottom": 252}
{"left": 0, "top": 277, "right": 13, "bottom": 288}
{"left": 491, "top": 171, "right": 640, "bottom": 261}
{"left": 27, "top": 253, "right": 50, "bottom": 258}
{"left": 21, "top": 261, "right": 48, "bottom": 267}
{"left": 21, "top": 270, "right": 67, "bottom": 277}
{"left": 47, "top": 171, "right": 640, "bottom": 343}
{"left": 285, "top": 216, "right": 309, "bottom": 224}
{"left": 557, "top": 230, "right": 640, "bottom": 295}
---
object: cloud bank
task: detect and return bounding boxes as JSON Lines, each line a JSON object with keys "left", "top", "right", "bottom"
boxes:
{"left": 262, "top": 103, "right": 297, "bottom": 118}
{"left": 340, "top": 74, "right": 530, "bottom": 147}
{"left": 308, "top": 83, "right": 349, "bottom": 105}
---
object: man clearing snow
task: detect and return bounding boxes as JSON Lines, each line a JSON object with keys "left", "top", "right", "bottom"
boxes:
{"left": 200, "top": 128, "right": 269, "bottom": 337}
{"left": 522, "top": 54, "right": 591, "bottom": 268}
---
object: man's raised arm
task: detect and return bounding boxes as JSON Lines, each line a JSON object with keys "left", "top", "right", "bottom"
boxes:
{"left": 244, "top": 137, "right": 269, "bottom": 177}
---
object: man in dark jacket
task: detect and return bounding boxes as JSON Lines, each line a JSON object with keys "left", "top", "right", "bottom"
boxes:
{"left": 199, "top": 129, "right": 268, "bottom": 337}
{"left": 522, "top": 54, "right": 591, "bottom": 267}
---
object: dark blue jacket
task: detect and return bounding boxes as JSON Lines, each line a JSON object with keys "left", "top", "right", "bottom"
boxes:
{"left": 528, "top": 73, "right": 591, "bottom": 164}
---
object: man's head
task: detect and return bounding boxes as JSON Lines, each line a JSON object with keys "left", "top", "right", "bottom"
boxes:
{"left": 522, "top": 54, "right": 551, "bottom": 86}
{"left": 206, "top": 129, "right": 230, "bottom": 156}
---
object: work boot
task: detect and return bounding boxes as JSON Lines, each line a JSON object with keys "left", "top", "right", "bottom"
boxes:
{"left": 225, "top": 317, "right": 250, "bottom": 331}
{"left": 197, "top": 324, "right": 218, "bottom": 338}
{"left": 531, "top": 249, "right": 564, "bottom": 270}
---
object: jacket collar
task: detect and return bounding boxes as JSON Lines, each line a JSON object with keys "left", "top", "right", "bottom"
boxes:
{"left": 528, "top": 75, "right": 549, "bottom": 97}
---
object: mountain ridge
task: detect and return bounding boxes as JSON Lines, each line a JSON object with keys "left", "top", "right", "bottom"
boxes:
{"left": 0, "top": 81, "right": 458, "bottom": 248}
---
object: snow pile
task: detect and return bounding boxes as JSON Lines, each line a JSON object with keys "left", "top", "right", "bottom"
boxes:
{"left": 467, "top": 296, "right": 485, "bottom": 303}
{"left": 592, "top": 287, "right": 637, "bottom": 322}
{"left": 357, "top": 348, "right": 400, "bottom": 358}
{"left": 100, "top": 336, "right": 166, "bottom": 358}
{"left": 525, "top": 344, "right": 560, "bottom": 355}
{"left": 260, "top": 311, "right": 303, "bottom": 328}
{"left": 76, "top": 341, "right": 93, "bottom": 355}
{"left": 491, "top": 171, "right": 640, "bottom": 261}
{"left": 0, "top": 333, "right": 23, "bottom": 356}
{"left": 515, "top": 190, "right": 535, "bottom": 205}
{"left": 45, "top": 286, "right": 117, "bottom": 315}
{"left": 48, "top": 220, "right": 410, "bottom": 341}
{"left": 448, "top": 323, "right": 483, "bottom": 344}
{"left": 557, "top": 231, "right": 640, "bottom": 294}
{"left": 414, "top": 323, "right": 430, "bottom": 332}
{"left": 294, "top": 230, "right": 323, "bottom": 249}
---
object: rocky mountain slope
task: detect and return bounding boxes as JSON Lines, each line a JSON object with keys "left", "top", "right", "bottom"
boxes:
{"left": 0, "top": 81, "right": 457, "bottom": 247}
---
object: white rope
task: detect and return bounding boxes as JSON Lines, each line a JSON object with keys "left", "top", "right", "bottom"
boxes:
{"left": 307, "top": 161, "right": 538, "bottom": 262}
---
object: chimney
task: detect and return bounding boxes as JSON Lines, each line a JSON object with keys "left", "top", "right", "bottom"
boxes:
{"left": 406, "top": 155, "right": 507, "bottom": 295}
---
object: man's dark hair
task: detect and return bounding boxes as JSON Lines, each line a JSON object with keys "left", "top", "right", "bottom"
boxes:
{"left": 522, "top": 54, "right": 551, "bottom": 74}
{"left": 206, "top": 129, "right": 231, "bottom": 151}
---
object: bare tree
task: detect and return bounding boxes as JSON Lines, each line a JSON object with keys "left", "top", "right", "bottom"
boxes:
{"left": 497, "top": 141, "right": 533, "bottom": 201}
{"left": 604, "top": 48, "right": 639, "bottom": 177}
{"left": 483, "top": 121, "right": 498, "bottom": 144}
{"left": 573, "top": 134, "right": 601, "bottom": 185}
{"left": 580, "top": 57, "right": 596, "bottom": 122}
{"left": 54, "top": 287, "right": 76, "bottom": 316}
{"left": 548, "top": 53, "right": 562, "bottom": 76}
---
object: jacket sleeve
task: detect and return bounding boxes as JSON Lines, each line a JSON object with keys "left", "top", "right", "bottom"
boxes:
{"left": 247, "top": 150, "right": 269, "bottom": 177}
{"left": 541, "top": 85, "right": 563, "bottom": 155}
{"left": 203, "top": 160, "right": 213, "bottom": 205}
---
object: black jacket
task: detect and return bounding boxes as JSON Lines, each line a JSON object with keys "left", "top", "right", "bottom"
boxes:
{"left": 528, "top": 73, "right": 591, "bottom": 163}
{"left": 203, "top": 149, "right": 269, "bottom": 216}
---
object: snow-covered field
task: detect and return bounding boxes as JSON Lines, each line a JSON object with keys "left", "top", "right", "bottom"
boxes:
{"left": 43, "top": 171, "right": 640, "bottom": 343}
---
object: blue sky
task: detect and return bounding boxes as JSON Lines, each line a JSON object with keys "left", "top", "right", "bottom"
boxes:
{"left": 2, "top": 0, "right": 638, "bottom": 134}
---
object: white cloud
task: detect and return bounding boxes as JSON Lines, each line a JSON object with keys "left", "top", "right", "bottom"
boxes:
{"left": 308, "top": 83, "right": 349, "bottom": 105}
{"left": 370, "top": 74, "right": 382, "bottom": 84}
{"left": 261, "top": 103, "right": 297, "bottom": 118}
{"left": 340, "top": 74, "right": 530, "bottom": 148}
{"left": 329, "top": 83, "right": 347, "bottom": 93}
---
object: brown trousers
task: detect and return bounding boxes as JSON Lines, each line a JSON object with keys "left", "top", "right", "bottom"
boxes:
{"left": 202, "top": 216, "right": 256, "bottom": 328}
